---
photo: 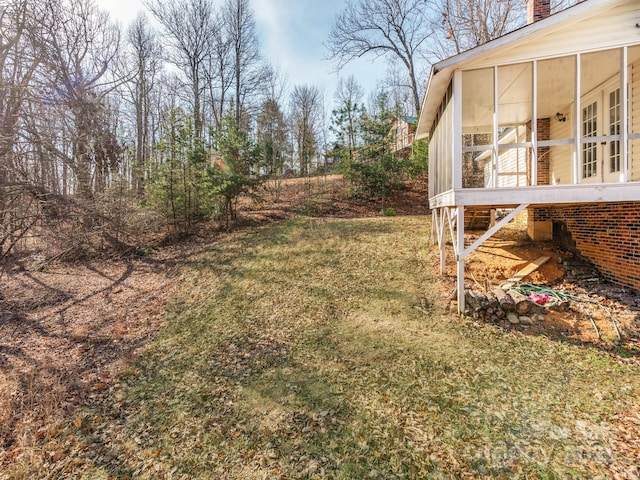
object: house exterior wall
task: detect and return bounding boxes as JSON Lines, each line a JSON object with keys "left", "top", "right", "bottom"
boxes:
{"left": 536, "top": 118, "right": 551, "bottom": 185}
{"left": 550, "top": 202, "right": 640, "bottom": 291}
{"left": 484, "top": 148, "right": 528, "bottom": 187}
{"left": 391, "top": 118, "right": 416, "bottom": 153}
{"left": 549, "top": 114, "right": 573, "bottom": 184}
{"left": 484, "top": 125, "right": 529, "bottom": 188}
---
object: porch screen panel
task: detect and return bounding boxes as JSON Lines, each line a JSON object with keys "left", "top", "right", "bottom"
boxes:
{"left": 462, "top": 68, "right": 493, "bottom": 188}
{"left": 497, "top": 63, "right": 532, "bottom": 187}
{"left": 581, "top": 49, "right": 621, "bottom": 182}
{"left": 429, "top": 92, "right": 454, "bottom": 198}
{"left": 494, "top": 147, "right": 528, "bottom": 187}
{"left": 548, "top": 145, "right": 573, "bottom": 184}
{"left": 462, "top": 68, "right": 493, "bottom": 138}
{"left": 537, "top": 56, "right": 575, "bottom": 184}
{"left": 498, "top": 63, "right": 532, "bottom": 129}
{"left": 630, "top": 45, "right": 640, "bottom": 181}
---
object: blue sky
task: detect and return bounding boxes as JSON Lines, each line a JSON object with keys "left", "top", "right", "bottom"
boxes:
{"left": 99, "top": 0, "right": 386, "bottom": 104}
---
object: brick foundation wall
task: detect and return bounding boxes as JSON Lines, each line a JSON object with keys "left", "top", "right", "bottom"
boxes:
{"left": 532, "top": 207, "right": 551, "bottom": 222}
{"left": 550, "top": 202, "right": 640, "bottom": 291}
{"left": 536, "top": 118, "right": 550, "bottom": 186}
{"left": 525, "top": 118, "right": 551, "bottom": 185}
{"left": 527, "top": 118, "right": 553, "bottom": 240}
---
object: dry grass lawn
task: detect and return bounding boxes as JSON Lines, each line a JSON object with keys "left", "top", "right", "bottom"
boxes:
{"left": 2, "top": 215, "right": 639, "bottom": 479}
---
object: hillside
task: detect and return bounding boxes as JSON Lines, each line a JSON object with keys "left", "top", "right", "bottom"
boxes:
{"left": 1, "top": 176, "right": 639, "bottom": 479}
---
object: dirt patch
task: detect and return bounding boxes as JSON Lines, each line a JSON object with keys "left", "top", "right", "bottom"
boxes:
{"left": 243, "top": 174, "right": 430, "bottom": 220}
{"left": 435, "top": 220, "right": 640, "bottom": 355}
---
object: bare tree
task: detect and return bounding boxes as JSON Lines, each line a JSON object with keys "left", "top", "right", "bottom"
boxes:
{"left": 222, "top": 0, "right": 266, "bottom": 125}
{"left": 144, "top": 0, "right": 215, "bottom": 138}
{"left": 204, "top": 11, "right": 233, "bottom": 132}
{"left": 34, "top": 0, "right": 122, "bottom": 206}
{"left": 290, "top": 84, "right": 322, "bottom": 176}
{"left": 0, "top": 0, "right": 40, "bottom": 260}
{"left": 381, "top": 57, "right": 417, "bottom": 115}
{"left": 434, "top": 0, "right": 522, "bottom": 57}
{"left": 326, "top": 0, "right": 432, "bottom": 115}
{"left": 0, "top": 0, "right": 129, "bottom": 259}
{"left": 432, "top": 0, "right": 582, "bottom": 59}
{"left": 257, "top": 97, "right": 288, "bottom": 199}
{"left": 127, "top": 13, "right": 163, "bottom": 196}
{"left": 331, "top": 75, "right": 364, "bottom": 163}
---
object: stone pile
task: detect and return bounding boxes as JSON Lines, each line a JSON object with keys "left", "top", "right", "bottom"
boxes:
{"left": 562, "top": 257, "right": 600, "bottom": 283}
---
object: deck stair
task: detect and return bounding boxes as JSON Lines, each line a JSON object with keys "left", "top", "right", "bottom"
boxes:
{"left": 464, "top": 208, "right": 493, "bottom": 230}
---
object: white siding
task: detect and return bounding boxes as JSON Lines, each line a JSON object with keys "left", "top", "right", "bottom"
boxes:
{"left": 549, "top": 115, "right": 574, "bottom": 184}
{"left": 484, "top": 148, "right": 527, "bottom": 188}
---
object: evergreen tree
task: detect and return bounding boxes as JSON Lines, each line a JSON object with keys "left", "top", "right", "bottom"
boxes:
{"left": 147, "top": 109, "right": 216, "bottom": 231}
{"left": 342, "top": 93, "right": 406, "bottom": 206}
{"left": 213, "top": 111, "right": 262, "bottom": 228}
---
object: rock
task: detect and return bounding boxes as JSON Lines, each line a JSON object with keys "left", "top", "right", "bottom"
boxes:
{"left": 519, "top": 316, "right": 533, "bottom": 325}
{"left": 550, "top": 300, "right": 570, "bottom": 312}
{"left": 507, "top": 312, "right": 520, "bottom": 324}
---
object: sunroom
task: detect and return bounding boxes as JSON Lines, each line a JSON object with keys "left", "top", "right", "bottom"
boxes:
{"left": 415, "top": 0, "right": 640, "bottom": 312}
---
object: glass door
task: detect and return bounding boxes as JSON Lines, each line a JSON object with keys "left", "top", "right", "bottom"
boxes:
{"left": 581, "top": 100, "right": 599, "bottom": 182}
{"left": 605, "top": 87, "right": 621, "bottom": 182}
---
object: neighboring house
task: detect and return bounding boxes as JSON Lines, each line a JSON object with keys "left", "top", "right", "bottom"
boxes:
{"left": 415, "top": 0, "right": 640, "bottom": 312}
{"left": 390, "top": 116, "right": 417, "bottom": 155}
{"left": 325, "top": 143, "right": 343, "bottom": 168}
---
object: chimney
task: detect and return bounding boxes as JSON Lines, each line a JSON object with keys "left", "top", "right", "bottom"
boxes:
{"left": 527, "top": 0, "right": 551, "bottom": 23}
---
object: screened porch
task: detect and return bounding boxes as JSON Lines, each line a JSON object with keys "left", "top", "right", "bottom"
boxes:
{"left": 428, "top": 45, "right": 640, "bottom": 209}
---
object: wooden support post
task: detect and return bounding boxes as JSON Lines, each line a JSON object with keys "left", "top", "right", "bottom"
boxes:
{"left": 532, "top": 60, "right": 538, "bottom": 186}
{"left": 430, "top": 208, "right": 448, "bottom": 276}
{"left": 437, "top": 208, "right": 446, "bottom": 274}
{"left": 493, "top": 66, "right": 499, "bottom": 188}
{"left": 621, "top": 46, "right": 629, "bottom": 182}
{"left": 456, "top": 205, "right": 465, "bottom": 314}
{"left": 430, "top": 209, "right": 436, "bottom": 245}
{"left": 447, "top": 207, "right": 458, "bottom": 259}
{"left": 574, "top": 53, "right": 581, "bottom": 184}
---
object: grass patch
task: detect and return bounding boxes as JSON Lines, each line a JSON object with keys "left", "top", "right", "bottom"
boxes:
{"left": 21, "top": 216, "right": 640, "bottom": 479}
